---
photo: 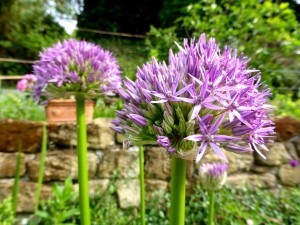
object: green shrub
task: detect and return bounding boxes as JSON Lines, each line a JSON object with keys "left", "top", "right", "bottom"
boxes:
{"left": 146, "top": 0, "right": 300, "bottom": 95}
{"left": 0, "top": 89, "right": 46, "bottom": 121}
{"left": 270, "top": 94, "right": 300, "bottom": 119}
{"left": 93, "top": 97, "right": 123, "bottom": 118}
{"left": 145, "top": 26, "right": 179, "bottom": 61}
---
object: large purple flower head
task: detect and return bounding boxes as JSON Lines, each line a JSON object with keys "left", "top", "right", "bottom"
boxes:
{"left": 112, "top": 34, "right": 275, "bottom": 162}
{"left": 32, "top": 38, "right": 122, "bottom": 102}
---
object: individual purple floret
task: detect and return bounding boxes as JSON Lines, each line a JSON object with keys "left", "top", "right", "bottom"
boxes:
{"left": 112, "top": 33, "right": 275, "bottom": 162}
{"left": 290, "top": 159, "right": 299, "bottom": 167}
{"left": 32, "top": 39, "right": 122, "bottom": 102}
{"left": 199, "top": 162, "right": 228, "bottom": 190}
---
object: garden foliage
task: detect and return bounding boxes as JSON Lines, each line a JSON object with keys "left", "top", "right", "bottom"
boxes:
{"left": 0, "top": 90, "right": 45, "bottom": 121}
{"left": 0, "top": 198, "right": 14, "bottom": 225}
{"left": 23, "top": 178, "right": 300, "bottom": 225}
{"left": 146, "top": 0, "right": 300, "bottom": 96}
{"left": 0, "top": 0, "right": 68, "bottom": 75}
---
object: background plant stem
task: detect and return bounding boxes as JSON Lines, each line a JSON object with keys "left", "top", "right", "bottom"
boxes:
{"left": 76, "top": 94, "right": 91, "bottom": 225}
{"left": 170, "top": 157, "right": 186, "bottom": 225}
{"left": 35, "top": 123, "right": 47, "bottom": 212}
{"left": 11, "top": 141, "right": 22, "bottom": 217}
{"left": 208, "top": 190, "right": 215, "bottom": 225}
{"left": 139, "top": 145, "right": 145, "bottom": 225}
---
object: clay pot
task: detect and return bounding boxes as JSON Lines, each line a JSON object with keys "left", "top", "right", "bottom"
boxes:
{"left": 45, "top": 99, "right": 95, "bottom": 124}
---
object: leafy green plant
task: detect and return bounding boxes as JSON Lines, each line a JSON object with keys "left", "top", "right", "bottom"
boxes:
{"left": 144, "top": 184, "right": 300, "bottom": 225}
{"left": 93, "top": 97, "right": 123, "bottom": 118}
{"left": 89, "top": 185, "right": 138, "bottom": 225}
{"left": 270, "top": 94, "right": 300, "bottom": 119}
{"left": 27, "top": 179, "right": 300, "bottom": 225}
{"left": 0, "top": 198, "right": 14, "bottom": 225}
{"left": 0, "top": 0, "right": 68, "bottom": 75}
{"left": 146, "top": 0, "right": 300, "bottom": 95}
{"left": 145, "top": 26, "right": 178, "bottom": 61}
{"left": 0, "top": 89, "right": 45, "bottom": 121}
{"left": 146, "top": 191, "right": 170, "bottom": 225}
{"left": 185, "top": 185, "right": 300, "bottom": 225}
{"left": 28, "top": 177, "right": 138, "bottom": 225}
{"left": 29, "top": 177, "right": 80, "bottom": 225}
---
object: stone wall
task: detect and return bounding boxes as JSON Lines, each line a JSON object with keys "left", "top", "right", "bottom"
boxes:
{"left": 0, "top": 117, "right": 300, "bottom": 213}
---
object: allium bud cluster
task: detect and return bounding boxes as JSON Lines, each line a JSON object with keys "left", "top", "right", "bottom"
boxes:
{"left": 199, "top": 162, "right": 228, "bottom": 191}
{"left": 112, "top": 34, "right": 275, "bottom": 162}
{"left": 32, "top": 39, "right": 122, "bottom": 102}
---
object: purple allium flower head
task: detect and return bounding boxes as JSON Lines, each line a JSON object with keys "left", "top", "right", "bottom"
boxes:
{"left": 113, "top": 34, "right": 275, "bottom": 162}
{"left": 199, "top": 162, "right": 228, "bottom": 191}
{"left": 32, "top": 39, "right": 122, "bottom": 102}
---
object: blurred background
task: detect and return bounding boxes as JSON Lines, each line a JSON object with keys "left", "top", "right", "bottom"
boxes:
{"left": 0, "top": 0, "right": 300, "bottom": 119}
{"left": 1, "top": 2, "right": 300, "bottom": 225}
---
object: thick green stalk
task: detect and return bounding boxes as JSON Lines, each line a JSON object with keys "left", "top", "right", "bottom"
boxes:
{"left": 76, "top": 94, "right": 91, "bottom": 225}
{"left": 139, "top": 145, "right": 145, "bottom": 225}
{"left": 170, "top": 157, "right": 186, "bottom": 225}
{"left": 208, "top": 190, "right": 215, "bottom": 225}
{"left": 12, "top": 141, "right": 22, "bottom": 216}
{"left": 35, "top": 123, "right": 47, "bottom": 212}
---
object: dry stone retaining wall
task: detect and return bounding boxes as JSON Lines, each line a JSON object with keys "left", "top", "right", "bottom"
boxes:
{"left": 0, "top": 117, "right": 300, "bottom": 213}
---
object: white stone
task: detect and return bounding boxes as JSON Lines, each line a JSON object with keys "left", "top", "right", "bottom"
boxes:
{"left": 116, "top": 179, "right": 140, "bottom": 208}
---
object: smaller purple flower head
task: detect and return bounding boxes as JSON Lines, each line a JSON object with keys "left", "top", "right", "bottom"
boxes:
{"left": 32, "top": 38, "right": 122, "bottom": 102}
{"left": 199, "top": 162, "right": 228, "bottom": 191}
{"left": 16, "top": 74, "right": 37, "bottom": 92}
{"left": 289, "top": 159, "right": 299, "bottom": 167}
{"left": 17, "top": 79, "right": 28, "bottom": 92}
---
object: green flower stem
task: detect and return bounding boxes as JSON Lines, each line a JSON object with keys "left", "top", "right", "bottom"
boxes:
{"left": 139, "top": 145, "right": 145, "bottom": 225}
{"left": 35, "top": 123, "right": 47, "bottom": 212}
{"left": 170, "top": 157, "right": 186, "bottom": 225}
{"left": 208, "top": 190, "right": 215, "bottom": 225}
{"left": 12, "top": 141, "right": 22, "bottom": 216}
{"left": 76, "top": 94, "right": 91, "bottom": 225}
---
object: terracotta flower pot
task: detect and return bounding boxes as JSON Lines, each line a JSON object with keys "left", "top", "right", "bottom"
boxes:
{"left": 45, "top": 99, "right": 95, "bottom": 124}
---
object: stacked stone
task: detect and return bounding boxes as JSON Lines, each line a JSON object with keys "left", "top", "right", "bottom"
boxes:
{"left": 0, "top": 117, "right": 300, "bottom": 213}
